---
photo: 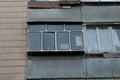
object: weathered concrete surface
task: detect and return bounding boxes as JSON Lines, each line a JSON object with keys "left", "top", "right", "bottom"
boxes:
{"left": 27, "top": 56, "right": 86, "bottom": 78}
{"left": 81, "top": 6, "right": 120, "bottom": 22}
{"left": 28, "top": 7, "right": 81, "bottom": 22}
{"left": 86, "top": 58, "right": 112, "bottom": 78}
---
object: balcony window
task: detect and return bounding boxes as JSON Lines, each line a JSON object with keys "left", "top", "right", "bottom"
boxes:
{"left": 28, "top": 23, "right": 84, "bottom": 52}
{"left": 112, "top": 27, "right": 120, "bottom": 52}
{"left": 86, "top": 26, "right": 120, "bottom": 53}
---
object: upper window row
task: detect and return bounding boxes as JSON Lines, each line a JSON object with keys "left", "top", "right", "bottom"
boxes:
{"left": 29, "top": 0, "right": 120, "bottom": 2}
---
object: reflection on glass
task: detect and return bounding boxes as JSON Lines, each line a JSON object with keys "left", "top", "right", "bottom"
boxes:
{"left": 66, "top": 24, "right": 82, "bottom": 30}
{"left": 57, "top": 32, "right": 69, "bottom": 50}
{"left": 47, "top": 24, "right": 64, "bottom": 30}
{"left": 43, "top": 32, "right": 55, "bottom": 50}
{"left": 99, "top": 28, "right": 111, "bottom": 52}
{"left": 113, "top": 28, "right": 120, "bottom": 51}
{"left": 70, "top": 31, "right": 83, "bottom": 50}
{"left": 87, "top": 28, "right": 98, "bottom": 53}
{"left": 29, "top": 25, "right": 45, "bottom": 31}
{"left": 28, "top": 32, "right": 41, "bottom": 50}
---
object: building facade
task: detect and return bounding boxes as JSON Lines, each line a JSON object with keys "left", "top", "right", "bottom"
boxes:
{"left": 0, "top": 0, "right": 120, "bottom": 80}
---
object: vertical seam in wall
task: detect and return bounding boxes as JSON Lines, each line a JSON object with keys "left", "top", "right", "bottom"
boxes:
{"left": 80, "top": 6, "right": 83, "bottom": 22}
{"left": 110, "top": 58, "right": 114, "bottom": 78}
{"left": 85, "top": 57, "right": 88, "bottom": 80}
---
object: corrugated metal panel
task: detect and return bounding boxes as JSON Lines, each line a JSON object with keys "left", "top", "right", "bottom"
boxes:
{"left": 28, "top": 7, "right": 81, "bottom": 22}
{"left": 27, "top": 56, "right": 86, "bottom": 78}
{"left": 111, "top": 58, "right": 120, "bottom": 77}
{"left": 87, "top": 58, "right": 112, "bottom": 78}
{"left": 81, "top": 6, "right": 120, "bottom": 22}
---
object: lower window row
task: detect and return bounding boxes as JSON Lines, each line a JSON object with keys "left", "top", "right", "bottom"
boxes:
{"left": 28, "top": 24, "right": 120, "bottom": 53}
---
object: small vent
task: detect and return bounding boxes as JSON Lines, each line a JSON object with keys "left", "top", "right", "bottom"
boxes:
{"left": 59, "top": 0, "right": 80, "bottom": 6}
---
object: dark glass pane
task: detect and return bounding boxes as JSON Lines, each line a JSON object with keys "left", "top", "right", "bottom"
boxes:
{"left": 66, "top": 24, "right": 82, "bottom": 30}
{"left": 47, "top": 24, "right": 64, "bottom": 30}
{"left": 29, "top": 25, "right": 45, "bottom": 31}
{"left": 70, "top": 31, "right": 83, "bottom": 50}
{"left": 28, "top": 32, "right": 41, "bottom": 50}
{"left": 113, "top": 28, "right": 120, "bottom": 51}
{"left": 43, "top": 32, "right": 55, "bottom": 50}
{"left": 57, "top": 32, "right": 69, "bottom": 50}
{"left": 86, "top": 27, "right": 99, "bottom": 53}
{"left": 99, "top": 28, "right": 111, "bottom": 52}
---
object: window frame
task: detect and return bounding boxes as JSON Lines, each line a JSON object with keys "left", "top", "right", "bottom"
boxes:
{"left": 28, "top": 23, "right": 84, "bottom": 52}
{"left": 85, "top": 25, "right": 120, "bottom": 54}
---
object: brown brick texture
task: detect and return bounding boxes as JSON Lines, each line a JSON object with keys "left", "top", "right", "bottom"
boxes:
{"left": 0, "top": 0, "right": 27, "bottom": 80}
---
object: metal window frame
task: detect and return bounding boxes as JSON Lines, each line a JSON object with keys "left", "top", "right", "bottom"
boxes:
{"left": 85, "top": 25, "right": 118, "bottom": 54}
{"left": 28, "top": 23, "right": 84, "bottom": 52}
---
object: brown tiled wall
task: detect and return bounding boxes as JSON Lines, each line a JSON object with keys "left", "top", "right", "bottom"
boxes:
{"left": 0, "top": 0, "right": 27, "bottom": 80}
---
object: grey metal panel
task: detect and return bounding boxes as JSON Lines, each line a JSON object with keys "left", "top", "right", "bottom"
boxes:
{"left": 104, "top": 54, "right": 120, "bottom": 58}
{"left": 27, "top": 56, "right": 86, "bottom": 78}
{"left": 81, "top": 6, "right": 120, "bottom": 22}
{"left": 111, "top": 58, "right": 120, "bottom": 77}
{"left": 28, "top": 7, "right": 81, "bottom": 22}
{"left": 27, "top": 60, "right": 33, "bottom": 78}
{"left": 114, "top": 79, "right": 120, "bottom": 80}
{"left": 87, "top": 58, "right": 112, "bottom": 78}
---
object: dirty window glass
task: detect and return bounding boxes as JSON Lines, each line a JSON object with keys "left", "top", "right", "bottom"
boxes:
{"left": 57, "top": 32, "right": 69, "bottom": 50}
{"left": 29, "top": 32, "right": 41, "bottom": 50}
{"left": 99, "top": 28, "right": 111, "bottom": 52}
{"left": 70, "top": 31, "right": 83, "bottom": 50}
{"left": 29, "top": 25, "right": 45, "bottom": 32}
{"left": 86, "top": 27, "right": 99, "bottom": 53}
{"left": 47, "top": 24, "right": 64, "bottom": 31}
{"left": 113, "top": 28, "right": 120, "bottom": 51}
{"left": 43, "top": 32, "right": 55, "bottom": 50}
{"left": 66, "top": 24, "right": 82, "bottom": 30}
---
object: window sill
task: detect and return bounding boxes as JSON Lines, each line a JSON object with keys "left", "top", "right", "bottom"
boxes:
{"left": 27, "top": 50, "right": 85, "bottom": 55}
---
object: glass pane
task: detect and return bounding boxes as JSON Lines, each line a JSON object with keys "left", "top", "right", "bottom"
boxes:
{"left": 113, "top": 28, "right": 120, "bottom": 51}
{"left": 28, "top": 32, "right": 41, "bottom": 50}
{"left": 66, "top": 24, "right": 82, "bottom": 30}
{"left": 99, "top": 28, "right": 111, "bottom": 52}
{"left": 57, "top": 32, "right": 69, "bottom": 50}
{"left": 29, "top": 25, "right": 45, "bottom": 31}
{"left": 86, "top": 28, "right": 99, "bottom": 53}
{"left": 47, "top": 24, "right": 64, "bottom": 30}
{"left": 43, "top": 32, "right": 55, "bottom": 50}
{"left": 70, "top": 31, "right": 83, "bottom": 50}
